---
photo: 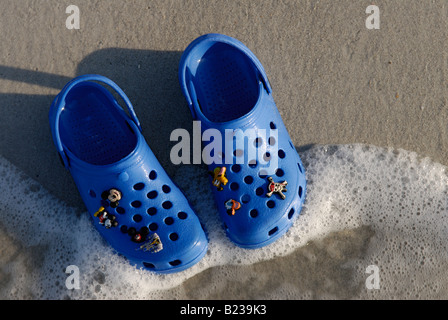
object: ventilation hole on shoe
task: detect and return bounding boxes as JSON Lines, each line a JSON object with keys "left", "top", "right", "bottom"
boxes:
{"left": 278, "top": 149, "right": 286, "bottom": 159}
{"left": 231, "top": 164, "right": 241, "bottom": 173}
{"left": 149, "top": 223, "right": 158, "bottom": 231}
{"left": 178, "top": 211, "right": 188, "bottom": 220}
{"left": 133, "top": 183, "right": 145, "bottom": 190}
{"left": 248, "top": 160, "right": 257, "bottom": 168}
{"left": 120, "top": 225, "right": 128, "bottom": 233}
{"left": 127, "top": 227, "right": 136, "bottom": 236}
{"left": 164, "top": 217, "right": 174, "bottom": 225}
{"left": 254, "top": 137, "right": 263, "bottom": 148}
{"left": 263, "top": 152, "right": 271, "bottom": 162}
{"left": 116, "top": 207, "right": 125, "bottom": 214}
{"left": 101, "top": 191, "right": 109, "bottom": 200}
{"left": 290, "top": 141, "right": 295, "bottom": 150}
{"left": 288, "top": 208, "right": 295, "bottom": 219}
{"left": 131, "top": 200, "right": 142, "bottom": 208}
{"left": 268, "top": 136, "right": 276, "bottom": 146}
{"left": 267, "top": 200, "right": 276, "bottom": 208}
{"left": 149, "top": 170, "right": 157, "bottom": 180}
{"left": 133, "top": 214, "right": 142, "bottom": 222}
{"left": 258, "top": 170, "right": 268, "bottom": 178}
{"left": 162, "top": 201, "right": 173, "bottom": 209}
{"left": 298, "top": 163, "right": 303, "bottom": 173}
{"left": 88, "top": 190, "right": 96, "bottom": 198}
{"left": 169, "top": 233, "right": 179, "bottom": 241}
{"left": 250, "top": 209, "right": 258, "bottom": 218}
{"left": 276, "top": 168, "right": 285, "bottom": 177}
{"left": 140, "top": 226, "right": 149, "bottom": 234}
{"left": 230, "top": 182, "right": 239, "bottom": 191}
{"left": 244, "top": 175, "right": 254, "bottom": 184}
{"left": 147, "top": 207, "right": 157, "bottom": 216}
{"left": 162, "top": 185, "right": 171, "bottom": 193}
{"left": 268, "top": 226, "right": 279, "bottom": 236}
{"left": 270, "top": 122, "right": 276, "bottom": 129}
{"left": 256, "top": 187, "right": 264, "bottom": 196}
{"left": 241, "top": 194, "right": 251, "bottom": 203}
{"left": 233, "top": 149, "right": 244, "bottom": 157}
{"left": 143, "top": 262, "right": 155, "bottom": 269}
{"left": 147, "top": 191, "right": 158, "bottom": 199}
{"left": 298, "top": 186, "right": 303, "bottom": 198}
{"left": 169, "top": 259, "right": 181, "bottom": 266}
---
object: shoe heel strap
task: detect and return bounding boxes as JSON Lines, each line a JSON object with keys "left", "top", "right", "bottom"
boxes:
{"left": 49, "top": 74, "right": 142, "bottom": 168}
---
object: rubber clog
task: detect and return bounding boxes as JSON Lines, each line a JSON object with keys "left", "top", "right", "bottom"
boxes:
{"left": 49, "top": 74, "right": 208, "bottom": 273}
{"left": 179, "top": 34, "right": 307, "bottom": 248}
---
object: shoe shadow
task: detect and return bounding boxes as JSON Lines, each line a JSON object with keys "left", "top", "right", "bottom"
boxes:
{"left": 0, "top": 48, "right": 196, "bottom": 210}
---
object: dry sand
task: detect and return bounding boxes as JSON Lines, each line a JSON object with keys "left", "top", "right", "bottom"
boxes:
{"left": 1, "top": 0, "right": 448, "bottom": 299}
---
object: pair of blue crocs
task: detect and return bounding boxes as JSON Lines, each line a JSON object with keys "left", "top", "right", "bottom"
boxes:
{"left": 49, "top": 34, "right": 306, "bottom": 274}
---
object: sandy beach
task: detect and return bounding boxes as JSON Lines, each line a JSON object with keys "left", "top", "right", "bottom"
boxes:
{"left": 1, "top": 0, "right": 448, "bottom": 299}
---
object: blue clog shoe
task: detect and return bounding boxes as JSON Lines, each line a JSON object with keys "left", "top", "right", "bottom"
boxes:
{"left": 49, "top": 74, "right": 208, "bottom": 273}
{"left": 179, "top": 34, "right": 307, "bottom": 248}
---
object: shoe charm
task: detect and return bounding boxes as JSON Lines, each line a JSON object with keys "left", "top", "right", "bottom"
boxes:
{"left": 128, "top": 226, "right": 149, "bottom": 243}
{"left": 137, "top": 233, "right": 163, "bottom": 253}
{"left": 94, "top": 188, "right": 122, "bottom": 228}
{"left": 210, "top": 166, "right": 228, "bottom": 191}
{"left": 101, "top": 188, "right": 122, "bottom": 208}
{"left": 266, "top": 177, "right": 287, "bottom": 200}
{"left": 225, "top": 199, "right": 241, "bottom": 216}
{"left": 129, "top": 227, "right": 163, "bottom": 253}
{"left": 94, "top": 208, "right": 118, "bottom": 228}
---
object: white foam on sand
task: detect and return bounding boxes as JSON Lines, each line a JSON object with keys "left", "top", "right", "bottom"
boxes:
{"left": 0, "top": 143, "right": 448, "bottom": 299}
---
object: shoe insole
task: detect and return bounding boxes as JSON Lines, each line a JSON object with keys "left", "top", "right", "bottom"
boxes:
{"left": 59, "top": 84, "right": 137, "bottom": 165}
{"left": 193, "top": 43, "right": 259, "bottom": 123}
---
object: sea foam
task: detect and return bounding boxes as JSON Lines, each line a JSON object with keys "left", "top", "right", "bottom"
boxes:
{"left": 0, "top": 144, "right": 447, "bottom": 299}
